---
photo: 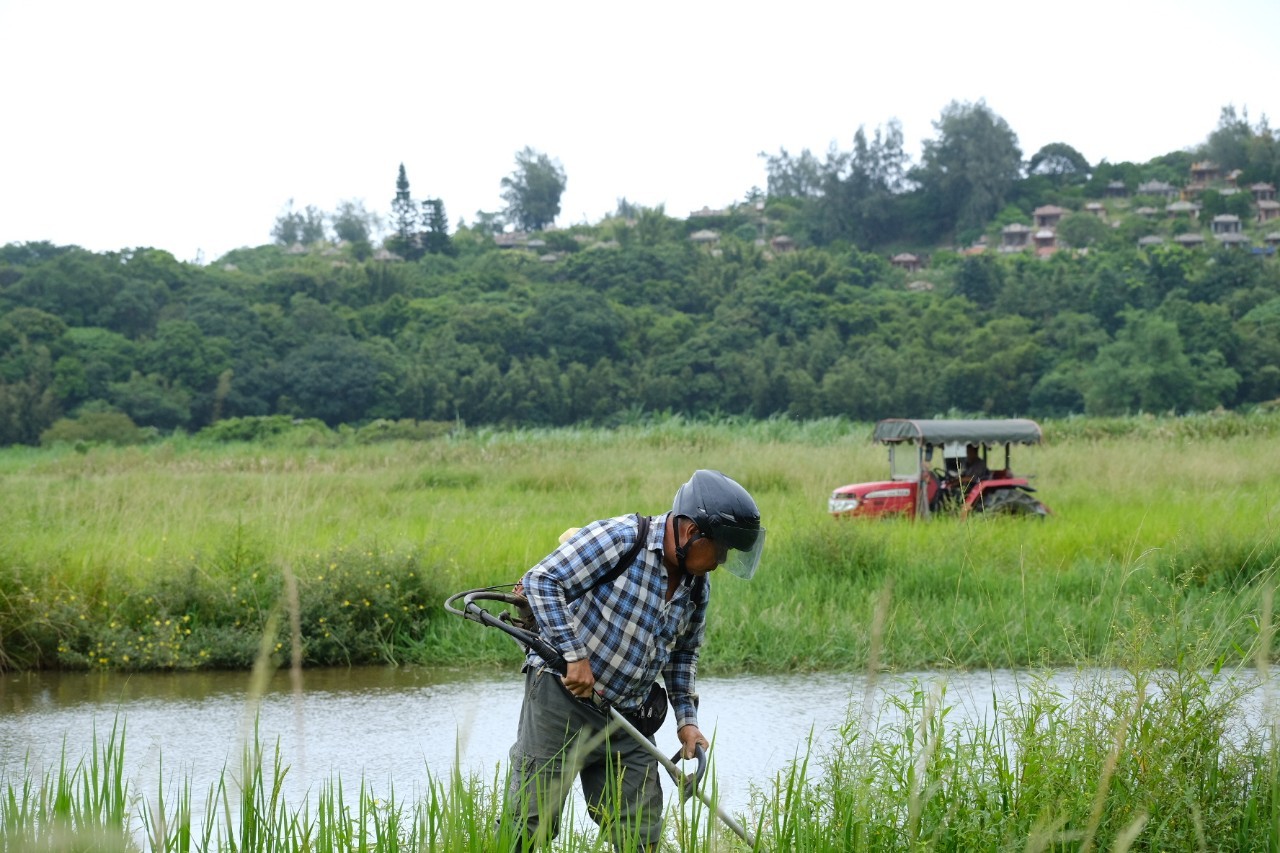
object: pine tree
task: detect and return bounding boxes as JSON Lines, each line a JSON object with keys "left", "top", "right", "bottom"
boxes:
{"left": 421, "top": 198, "right": 455, "bottom": 256}
{"left": 388, "top": 164, "right": 421, "bottom": 259}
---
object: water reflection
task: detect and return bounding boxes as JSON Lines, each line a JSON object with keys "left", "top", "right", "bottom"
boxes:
{"left": 2, "top": 666, "right": 1275, "bottom": 821}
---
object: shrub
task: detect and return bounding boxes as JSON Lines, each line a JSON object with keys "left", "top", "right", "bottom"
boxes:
{"left": 39, "top": 411, "right": 150, "bottom": 447}
{"left": 353, "top": 418, "right": 456, "bottom": 444}
{"left": 39, "top": 539, "right": 447, "bottom": 671}
{"left": 195, "top": 415, "right": 330, "bottom": 443}
{"left": 295, "top": 547, "right": 441, "bottom": 666}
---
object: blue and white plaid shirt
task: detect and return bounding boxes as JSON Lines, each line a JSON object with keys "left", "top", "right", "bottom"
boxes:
{"left": 522, "top": 512, "right": 708, "bottom": 728}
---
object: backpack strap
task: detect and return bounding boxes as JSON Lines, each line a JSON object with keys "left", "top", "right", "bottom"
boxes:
{"left": 580, "top": 513, "right": 707, "bottom": 602}
{"left": 570, "top": 513, "right": 650, "bottom": 601}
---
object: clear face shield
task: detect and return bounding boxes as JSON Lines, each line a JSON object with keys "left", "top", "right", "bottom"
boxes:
{"left": 720, "top": 527, "right": 766, "bottom": 580}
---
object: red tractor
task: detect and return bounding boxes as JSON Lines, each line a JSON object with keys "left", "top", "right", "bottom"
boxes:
{"left": 828, "top": 418, "right": 1050, "bottom": 519}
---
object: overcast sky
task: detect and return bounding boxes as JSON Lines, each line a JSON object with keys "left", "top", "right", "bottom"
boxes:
{"left": 2, "top": 0, "right": 1277, "bottom": 264}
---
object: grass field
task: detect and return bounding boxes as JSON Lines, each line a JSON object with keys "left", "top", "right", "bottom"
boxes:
{"left": 1, "top": 412, "right": 1278, "bottom": 673}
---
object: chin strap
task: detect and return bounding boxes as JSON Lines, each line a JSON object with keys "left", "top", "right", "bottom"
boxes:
{"left": 672, "top": 517, "right": 693, "bottom": 573}
{"left": 674, "top": 543, "right": 691, "bottom": 574}
{"left": 674, "top": 520, "right": 721, "bottom": 575}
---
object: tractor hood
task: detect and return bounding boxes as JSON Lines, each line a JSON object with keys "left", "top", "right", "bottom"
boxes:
{"left": 831, "top": 479, "right": 902, "bottom": 498}
{"left": 828, "top": 478, "right": 916, "bottom": 517}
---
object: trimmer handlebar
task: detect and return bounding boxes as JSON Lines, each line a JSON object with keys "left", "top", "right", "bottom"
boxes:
{"left": 443, "top": 588, "right": 567, "bottom": 672}
{"left": 671, "top": 743, "right": 707, "bottom": 801}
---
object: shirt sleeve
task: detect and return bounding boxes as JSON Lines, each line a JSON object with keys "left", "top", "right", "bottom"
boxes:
{"left": 521, "top": 518, "right": 636, "bottom": 666}
{"left": 664, "top": 579, "right": 708, "bottom": 728}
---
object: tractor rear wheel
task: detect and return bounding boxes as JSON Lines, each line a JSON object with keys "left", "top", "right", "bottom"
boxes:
{"left": 976, "top": 488, "right": 1048, "bottom": 517}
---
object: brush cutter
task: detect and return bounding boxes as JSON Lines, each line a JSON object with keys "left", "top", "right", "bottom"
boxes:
{"left": 444, "top": 586, "right": 757, "bottom": 848}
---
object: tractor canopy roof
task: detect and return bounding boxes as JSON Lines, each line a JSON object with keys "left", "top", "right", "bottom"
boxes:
{"left": 872, "top": 418, "right": 1044, "bottom": 446}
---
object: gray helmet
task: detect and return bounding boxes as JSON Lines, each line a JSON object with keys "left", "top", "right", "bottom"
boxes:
{"left": 671, "top": 469, "right": 765, "bottom": 579}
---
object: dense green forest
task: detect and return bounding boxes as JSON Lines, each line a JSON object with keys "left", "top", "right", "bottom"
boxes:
{"left": 3, "top": 103, "right": 1280, "bottom": 447}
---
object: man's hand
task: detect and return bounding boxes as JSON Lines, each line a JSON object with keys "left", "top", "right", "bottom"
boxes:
{"left": 561, "top": 657, "right": 596, "bottom": 699}
{"left": 677, "top": 723, "right": 708, "bottom": 759}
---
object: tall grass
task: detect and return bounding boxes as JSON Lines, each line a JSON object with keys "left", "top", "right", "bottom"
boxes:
{"left": 1, "top": 720, "right": 134, "bottom": 852}
{"left": 755, "top": 666, "right": 1280, "bottom": 851}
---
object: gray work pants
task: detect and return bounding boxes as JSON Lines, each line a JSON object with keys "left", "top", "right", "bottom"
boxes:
{"left": 504, "top": 668, "right": 663, "bottom": 852}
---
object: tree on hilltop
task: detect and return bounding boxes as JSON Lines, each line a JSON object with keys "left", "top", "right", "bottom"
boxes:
{"left": 331, "top": 200, "right": 378, "bottom": 260}
{"left": 271, "top": 200, "right": 327, "bottom": 246}
{"left": 388, "top": 164, "right": 422, "bottom": 259}
{"left": 1200, "top": 104, "right": 1280, "bottom": 185}
{"left": 761, "top": 147, "right": 824, "bottom": 199}
{"left": 1203, "top": 105, "right": 1252, "bottom": 172}
{"left": 332, "top": 200, "right": 379, "bottom": 244}
{"left": 1028, "top": 142, "right": 1091, "bottom": 184}
{"left": 500, "top": 147, "right": 567, "bottom": 231}
{"left": 421, "top": 198, "right": 455, "bottom": 256}
{"left": 912, "top": 100, "right": 1022, "bottom": 238}
{"left": 761, "top": 121, "right": 910, "bottom": 247}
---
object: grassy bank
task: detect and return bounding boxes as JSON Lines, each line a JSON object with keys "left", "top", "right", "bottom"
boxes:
{"left": 1, "top": 413, "right": 1278, "bottom": 673}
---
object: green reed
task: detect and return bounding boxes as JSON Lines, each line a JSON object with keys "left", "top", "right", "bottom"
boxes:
{"left": 0, "top": 724, "right": 642, "bottom": 851}
{"left": 1, "top": 720, "right": 134, "bottom": 852}
{"left": 754, "top": 665, "right": 1280, "bottom": 851}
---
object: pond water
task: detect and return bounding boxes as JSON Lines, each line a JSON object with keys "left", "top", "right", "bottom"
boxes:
{"left": 1, "top": 665, "right": 1275, "bottom": 825}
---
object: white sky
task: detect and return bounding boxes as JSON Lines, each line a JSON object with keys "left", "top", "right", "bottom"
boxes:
{"left": 2, "top": 0, "right": 1277, "bottom": 264}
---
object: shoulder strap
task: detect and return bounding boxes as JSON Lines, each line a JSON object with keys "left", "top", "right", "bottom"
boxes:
{"left": 570, "top": 513, "right": 650, "bottom": 601}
